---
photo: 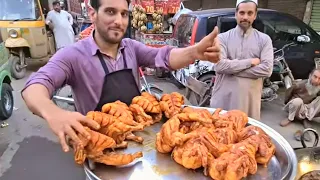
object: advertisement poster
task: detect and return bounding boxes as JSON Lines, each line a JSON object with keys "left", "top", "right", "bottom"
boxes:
{"left": 167, "top": 0, "right": 181, "bottom": 14}
{"left": 140, "top": 0, "right": 155, "bottom": 14}
{"left": 154, "top": 0, "right": 168, "bottom": 14}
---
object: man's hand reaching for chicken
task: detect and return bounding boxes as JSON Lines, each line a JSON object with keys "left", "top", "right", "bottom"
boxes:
{"left": 46, "top": 107, "right": 101, "bottom": 152}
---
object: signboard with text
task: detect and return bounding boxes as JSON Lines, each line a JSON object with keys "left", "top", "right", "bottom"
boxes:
{"left": 167, "top": 0, "right": 180, "bottom": 14}
{"left": 134, "top": 0, "right": 181, "bottom": 15}
{"left": 140, "top": 0, "right": 155, "bottom": 14}
{"left": 154, "top": 0, "right": 168, "bottom": 14}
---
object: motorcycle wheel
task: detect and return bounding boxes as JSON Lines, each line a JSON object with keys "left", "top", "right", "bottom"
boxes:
{"left": 185, "top": 74, "right": 215, "bottom": 107}
{"left": 0, "top": 83, "right": 14, "bottom": 120}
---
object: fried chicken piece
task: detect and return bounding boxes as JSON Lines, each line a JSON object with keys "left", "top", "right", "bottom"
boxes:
{"left": 172, "top": 137, "right": 209, "bottom": 172}
{"left": 212, "top": 108, "right": 227, "bottom": 122}
{"left": 131, "top": 92, "right": 161, "bottom": 114}
{"left": 182, "top": 107, "right": 214, "bottom": 123}
{"left": 200, "top": 130, "right": 230, "bottom": 158}
{"left": 244, "top": 134, "right": 276, "bottom": 167}
{"left": 72, "top": 127, "right": 143, "bottom": 166}
{"left": 90, "top": 107, "right": 138, "bottom": 127}
{"left": 101, "top": 102, "right": 134, "bottom": 123}
{"left": 88, "top": 111, "right": 144, "bottom": 133}
{"left": 179, "top": 121, "right": 214, "bottom": 134}
{"left": 113, "top": 141, "right": 128, "bottom": 149}
{"left": 160, "top": 92, "right": 184, "bottom": 119}
{"left": 151, "top": 112, "right": 163, "bottom": 123}
{"left": 177, "top": 108, "right": 215, "bottom": 134}
{"left": 237, "top": 126, "right": 276, "bottom": 166}
{"left": 72, "top": 127, "right": 117, "bottom": 165}
{"left": 208, "top": 143, "right": 258, "bottom": 180}
{"left": 214, "top": 110, "right": 248, "bottom": 132}
{"left": 156, "top": 116, "right": 182, "bottom": 153}
{"left": 207, "top": 152, "right": 238, "bottom": 180}
{"left": 126, "top": 132, "right": 144, "bottom": 143}
{"left": 114, "top": 100, "right": 130, "bottom": 110}
{"left": 87, "top": 111, "right": 144, "bottom": 144}
{"left": 238, "top": 125, "right": 267, "bottom": 141}
{"left": 92, "top": 151, "right": 143, "bottom": 166}
{"left": 208, "top": 128, "right": 238, "bottom": 144}
{"left": 129, "top": 104, "right": 153, "bottom": 126}
{"left": 177, "top": 112, "right": 212, "bottom": 124}
{"left": 224, "top": 110, "right": 249, "bottom": 131}
{"left": 130, "top": 92, "right": 163, "bottom": 124}
{"left": 156, "top": 115, "right": 202, "bottom": 153}
{"left": 156, "top": 133, "right": 173, "bottom": 153}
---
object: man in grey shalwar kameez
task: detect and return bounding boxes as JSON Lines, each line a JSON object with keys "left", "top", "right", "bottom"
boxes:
{"left": 210, "top": 0, "right": 274, "bottom": 120}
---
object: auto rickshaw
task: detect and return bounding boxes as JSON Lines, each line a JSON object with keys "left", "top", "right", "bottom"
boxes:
{"left": 0, "top": 0, "right": 56, "bottom": 79}
{"left": 0, "top": 31, "right": 14, "bottom": 120}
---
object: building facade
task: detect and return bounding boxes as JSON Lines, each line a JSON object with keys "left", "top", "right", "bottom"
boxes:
{"left": 310, "top": 0, "right": 320, "bottom": 31}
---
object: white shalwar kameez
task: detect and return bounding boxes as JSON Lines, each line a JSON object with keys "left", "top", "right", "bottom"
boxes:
{"left": 46, "top": 10, "right": 75, "bottom": 49}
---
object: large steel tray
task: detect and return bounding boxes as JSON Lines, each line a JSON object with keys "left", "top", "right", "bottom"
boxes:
{"left": 84, "top": 106, "right": 297, "bottom": 180}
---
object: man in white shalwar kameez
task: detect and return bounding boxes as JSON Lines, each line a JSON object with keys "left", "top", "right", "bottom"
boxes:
{"left": 46, "top": 1, "right": 75, "bottom": 50}
{"left": 210, "top": 0, "right": 274, "bottom": 120}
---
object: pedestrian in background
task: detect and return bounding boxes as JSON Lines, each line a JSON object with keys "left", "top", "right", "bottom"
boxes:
{"left": 281, "top": 68, "right": 320, "bottom": 141}
{"left": 46, "top": 1, "right": 75, "bottom": 50}
{"left": 210, "top": 0, "right": 274, "bottom": 120}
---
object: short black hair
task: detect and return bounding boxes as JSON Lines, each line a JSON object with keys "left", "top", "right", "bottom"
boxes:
{"left": 52, "top": 0, "right": 60, "bottom": 6}
{"left": 236, "top": 0, "right": 258, "bottom": 12}
{"left": 91, "top": 0, "right": 130, "bottom": 11}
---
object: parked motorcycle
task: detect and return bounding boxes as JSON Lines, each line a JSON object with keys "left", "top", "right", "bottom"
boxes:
{"left": 262, "top": 35, "right": 311, "bottom": 101}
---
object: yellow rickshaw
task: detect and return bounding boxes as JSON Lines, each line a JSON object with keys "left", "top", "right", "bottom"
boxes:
{"left": 0, "top": 0, "right": 56, "bottom": 79}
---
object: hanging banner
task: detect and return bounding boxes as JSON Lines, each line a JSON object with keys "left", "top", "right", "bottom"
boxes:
{"left": 167, "top": 0, "right": 181, "bottom": 14}
{"left": 140, "top": 0, "right": 155, "bottom": 14}
{"left": 154, "top": 0, "right": 168, "bottom": 15}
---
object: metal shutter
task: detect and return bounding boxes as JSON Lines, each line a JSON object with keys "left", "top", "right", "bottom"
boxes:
{"left": 310, "top": 0, "right": 320, "bottom": 32}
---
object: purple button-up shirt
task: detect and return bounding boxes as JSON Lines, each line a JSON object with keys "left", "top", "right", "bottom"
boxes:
{"left": 23, "top": 34, "right": 173, "bottom": 115}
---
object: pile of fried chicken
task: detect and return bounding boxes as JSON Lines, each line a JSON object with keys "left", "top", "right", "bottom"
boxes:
{"left": 71, "top": 92, "right": 185, "bottom": 167}
{"left": 156, "top": 107, "right": 276, "bottom": 180}
{"left": 70, "top": 90, "right": 276, "bottom": 180}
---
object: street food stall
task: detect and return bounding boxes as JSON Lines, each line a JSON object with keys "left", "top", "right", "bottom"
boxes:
{"left": 131, "top": 0, "right": 181, "bottom": 74}
{"left": 131, "top": 0, "right": 181, "bottom": 47}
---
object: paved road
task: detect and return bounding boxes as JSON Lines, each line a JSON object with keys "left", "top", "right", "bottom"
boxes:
{"left": 0, "top": 61, "right": 319, "bottom": 180}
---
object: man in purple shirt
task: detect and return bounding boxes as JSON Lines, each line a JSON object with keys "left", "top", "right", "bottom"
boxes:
{"left": 22, "top": 0, "right": 221, "bottom": 152}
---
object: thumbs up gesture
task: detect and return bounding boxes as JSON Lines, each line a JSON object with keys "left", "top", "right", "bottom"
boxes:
{"left": 193, "top": 26, "right": 220, "bottom": 63}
